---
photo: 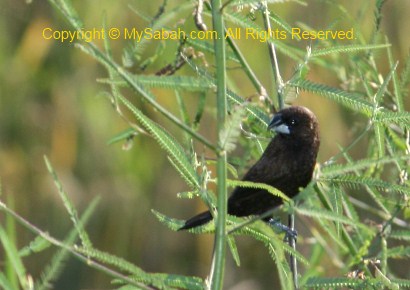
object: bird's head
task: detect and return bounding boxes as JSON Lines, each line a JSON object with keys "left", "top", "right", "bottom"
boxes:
{"left": 268, "top": 106, "right": 319, "bottom": 144}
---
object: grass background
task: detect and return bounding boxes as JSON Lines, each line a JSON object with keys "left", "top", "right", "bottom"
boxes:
{"left": 1, "top": 0, "right": 409, "bottom": 289}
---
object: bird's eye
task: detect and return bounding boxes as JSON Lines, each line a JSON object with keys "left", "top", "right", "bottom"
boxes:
{"left": 290, "top": 119, "right": 297, "bottom": 126}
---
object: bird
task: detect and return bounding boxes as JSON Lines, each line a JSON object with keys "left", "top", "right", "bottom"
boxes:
{"left": 179, "top": 106, "right": 320, "bottom": 231}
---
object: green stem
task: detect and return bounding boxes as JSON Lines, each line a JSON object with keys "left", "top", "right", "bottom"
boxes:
{"left": 210, "top": 0, "right": 228, "bottom": 289}
{"left": 261, "top": 1, "right": 284, "bottom": 110}
{"left": 47, "top": 0, "right": 216, "bottom": 152}
{"left": 261, "top": 2, "right": 295, "bottom": 288}
{"left": 225, "top": 31, "right": 266, "bottom": 97}
{"left": 314, "top": 184, "right": 372, "bottom": 277}
{"left": 0, "top": 200, "right": 155, "bottom": 290}
{"left": 96, "top": 46, "right": 216, "bottom": 151}
{"left": 205, "top": 0, "right": 265, "bottom": 96}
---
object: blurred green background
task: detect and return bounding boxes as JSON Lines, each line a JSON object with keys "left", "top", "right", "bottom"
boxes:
{"left": 0, "top": 0, "right": 409, "bottom": 289}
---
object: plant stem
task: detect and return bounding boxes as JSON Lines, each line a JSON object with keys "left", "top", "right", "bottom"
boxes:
{"left": 225, "top": 33, "right": 267, "bottom": 97}
{"left": 210, "top": 0, "right": 228, "bottom": 289}
{"left": 261, "top": 2, "right": 297, "bottom": 288}
{"left": 261, "top": 1, "right": 284, "bottom": 110}
{"left": 0, "top": 200, "right": 155, "bottom": 290}
{"left": 314, "top": 184, "right": 372, "bottom": 277}
{"left": 98, "top": 48, "right": 217, "bottom": 151}
{"left": 288, "top": 213, "right": 298, "bottom": 289}
{"left": 47, "top": 0, "right": 216, "bottom": 152}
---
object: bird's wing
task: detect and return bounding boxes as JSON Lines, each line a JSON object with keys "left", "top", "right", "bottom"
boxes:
{"left": 227, "top": 159, "right": 287, "bottom": 217}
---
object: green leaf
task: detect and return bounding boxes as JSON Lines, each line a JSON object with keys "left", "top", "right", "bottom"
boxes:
{"left": 117, "top": 94, "right": 200, "bottom": 189}
{"left": 235, "top": 221, "right": 309, "bottom": 266}
{"left": 399, "top": 53, "right": 410, "bottom": 92}
{"left": 0, "top": 272, "right": 14, "bottom": 290}
{"left": 44, "top": 156, "right": 93, "bottom": 249}
{"left": 226, "top": 179, "right": 290, "bottom": 202}
{"left": 175, "top": 90, "right": 191, "bottom": 126}
{"left": 319, "top": 175, "right": 410, "bottom": 195}
{"left": 268, "top": 11, "right": 295, "bottom": 34}
{"left": 295, "top": 206, "right": 369, "bottom": 232}
{"left": 118, "top": 273, "right": 205, "bottom": 290}
{"left": 227, "top": 236, "right": 241, "bottom": 266}
{"left": 99, "top": 75, "right": 213, "bottom": 92}
{"left": 374, "top": 61, "right": 398, "bottom": 104}
{"left": 19, "top": 236, "right": 51, "bottom": 257}
{"left": 391, "top": 279, "right": 410, "bottom": 288}
{"left": 0, "top": 225, "right": 27, "bottom": 289}
{"left": 387, "top": 41, "right": 404, "bottom": 112}
{"left": 219, "top": 105, "right": 245, "bottom": 152}
{"left": 311, "top": 44, "right": 390, "bottom": 57}
{"left": 224, "top": 12, "right": 305, "bottom": 61}
{"left": 151, "top": 209, "right": 189, "bottom": 232}
{"left": 321, "top": 155, "right": 410, "bottom": 177}
{"left": 107, "top": 128, "right": 139, "bottom": 145}
{"left": 374, "top": 122, "right": 386, "bottom": 158}
{"left": 374, "top": 110, "right": 410, "bottom": 129}
{"left": 36, "top": 197, "right": 100, "bottom": 290}
{"left": 329, "top": 186, "right": 343, "bottom": 236}
{"left": 290, "top": 79, "right": 374, "bottom": 116}
{"left": 304, "top": 277, "right": 376, "bottom": 289}
{"left": 387, "top": 246, "right": 410, "bottom": 258}
{"left": 183, "top": 56, "right": 271, "bottom": 127}
{"left": 390, "top": 230, "right": 410, "bottom": 241}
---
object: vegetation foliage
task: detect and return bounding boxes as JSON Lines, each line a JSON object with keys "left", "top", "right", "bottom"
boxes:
{"left": 0, "top": 0, "right": 409, "bottom": 289}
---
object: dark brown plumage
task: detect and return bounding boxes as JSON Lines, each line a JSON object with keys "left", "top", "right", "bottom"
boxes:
{"left": 179, "top": 106, "right": 320, "bottom": 230}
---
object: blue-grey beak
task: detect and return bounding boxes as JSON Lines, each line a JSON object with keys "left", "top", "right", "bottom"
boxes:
{"left": 268, "top": 113, "right": 290, "bottom": 134}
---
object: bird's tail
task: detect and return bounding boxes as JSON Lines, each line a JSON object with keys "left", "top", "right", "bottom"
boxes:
{"left": 179, "top": 211, "right": 213, "bottom": 230}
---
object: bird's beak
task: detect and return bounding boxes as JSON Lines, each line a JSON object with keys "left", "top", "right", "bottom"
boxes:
{"left": 268, "top": 113, "right": 290, "bottom": 134}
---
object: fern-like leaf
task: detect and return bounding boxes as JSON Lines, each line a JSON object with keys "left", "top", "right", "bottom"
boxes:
{"left": 321, "top": 155, "right": 410, "bottom": 177}
{"left": 290, "top": 79, "right": 374, "bottom": 116}
{"left": 226, "top": 179, "right": 290, "bottom": 202}
{"left": 295, "top": 206, "right": 370, "bottom": 232}
{"left": 117, "top": 94, "right": 200, "bottom": 189}
{"left": 374, "top": 110, "right": 410, "bottom": 129}
{"left": 374, "top": 61, "right": 398, "bottom": 104}
{"left": 99, "top": 75, "right": 214, "bottom": 92}
{"left": 227, "top": 236, "right": 241, "bottom": 266}
{"left": 36, "top": 197, "right": 100, "bottom": 290}
{"left": 19, "top": 236, "right": 51, "bottom": 257}
{"left": 387, "top": 246, "right": 410, "bottom": 258}
{"left": 0, "top": 225, "right": 27, "bottom": 289}
{"left": 224, "top": 12, "right": 305, "bottom": 61}
{"left": 44, "top": 156, "right": 93, "bottom": 249}
{"left": 151, "top": 209, "right": 187, "bottom": 231}
{"left": 182, "top": 55, "right": 271, "bottom": 127}
{"left": 76, "top": 247, "right": 145, "bottom": 276}
{"left": 236, "top": 221, "right": 309, "bottom": 266}
{"left": 219, "top": 105, "right": 245, "bottom": 152}
{"left": 127, "top": 273, "right": 204, "bottom": 290}
{"left": 304, "top": 277, "right": 380, "bottom": 289}
{"left": 387, "top": 42, "right": 404, "bottom": 112}
{"left": 311, "top": 44, "right": 390, "bottom": 57}
{"left": 319, "top": 175, "right": 410, "bottom": 195}
{"left": 389, "top": 230, "right": 410, "bottom": 241}
{"left": 400, "top": 53, "right": 410, "bottom": 91}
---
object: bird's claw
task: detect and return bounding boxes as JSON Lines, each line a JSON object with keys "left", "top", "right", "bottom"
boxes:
{"left": 268, "top": 218, "right": 298, "bottom": 242}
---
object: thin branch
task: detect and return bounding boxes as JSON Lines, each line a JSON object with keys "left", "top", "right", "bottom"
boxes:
{"left": 0, "top": 201, "right": 156, "bottom": 290}
{"left": 288, "top": 214, "right": 298, "bottom": 289}
{"left": 261, "top": 1, "right": 284, "bottom": 110}
{"left": 195, "top": 0, "right": 208, "bottom": 31}
{"left": 210, "top": 0, "right": 228, "bottom": 289}
{"left": 260, "top": 2, "right": 295, "bottom": 287}
{"left": 48, "top": 0, "right": 216, "bottom": 152}
{"left": 225, "top": 31, "right": 267, "bottom": 97}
